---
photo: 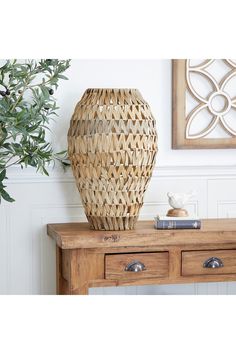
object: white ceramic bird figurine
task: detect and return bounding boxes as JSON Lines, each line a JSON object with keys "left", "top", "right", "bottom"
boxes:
{"left": 166, "top": 191, "right": 196, "bottom": 217}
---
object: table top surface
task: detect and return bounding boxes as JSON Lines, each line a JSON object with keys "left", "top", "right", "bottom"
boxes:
{"left": 47, "top": 219, "right": 236, "bottom": 249}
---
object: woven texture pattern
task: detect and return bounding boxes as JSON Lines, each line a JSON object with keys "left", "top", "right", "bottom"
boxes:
{"left": 68, "top": 89, "right": 158, "bottom": 230}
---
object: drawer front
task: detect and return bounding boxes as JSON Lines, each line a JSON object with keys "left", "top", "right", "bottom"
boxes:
{"left": 105, "top": 252, "right": 169, "bottom": 280}
{"left": 182, "top": 249, "right": 236, "bottom": 276}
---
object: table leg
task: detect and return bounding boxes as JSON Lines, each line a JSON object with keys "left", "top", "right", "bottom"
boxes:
{"left": 56, "top": 245, "right": 70, "bottom": 294}
{"left": 56, "top": 248, "right": 104, "bottom": 295}
{"left": 70, "top": 249, "right": 104, "bottom": 295}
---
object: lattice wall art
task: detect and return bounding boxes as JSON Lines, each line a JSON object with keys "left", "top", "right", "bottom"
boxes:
{"left": 172, "top": 59, "right": 236, "bottom": 148}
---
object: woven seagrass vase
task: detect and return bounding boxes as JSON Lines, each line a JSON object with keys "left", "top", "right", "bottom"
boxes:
{"left": 68, "top": 88, "right": 158, "bottom": 230}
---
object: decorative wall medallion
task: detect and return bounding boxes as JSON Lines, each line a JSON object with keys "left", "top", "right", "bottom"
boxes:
{"left": 172, "top": 59, "right": 236, "bottom": 148}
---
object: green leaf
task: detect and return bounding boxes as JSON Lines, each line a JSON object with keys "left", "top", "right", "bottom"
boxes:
{"left": 57, "top": 74, "right": 68, "bottom": 80}
{"left": 42, "top": 166, "right": 49, "bottom": 176}
{"left": 55, "top": 150, "right": 67, "bottom": 156}
{"left": 61, "top": 161, "right": 70, "bottom": 166}
{"left": 0, "top": 188, "right": 15, "bottom": 202}
{"left": 0, "top": 169, "right": 6, "bottom": 181}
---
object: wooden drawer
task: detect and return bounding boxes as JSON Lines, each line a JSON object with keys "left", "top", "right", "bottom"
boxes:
{"left": 105, "top": 252, "right": 169, "bottom": 280}
{"left": 182, "top": 249, "right": 236, "bottom": 276}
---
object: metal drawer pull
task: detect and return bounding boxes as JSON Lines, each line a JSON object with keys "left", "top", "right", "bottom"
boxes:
{"left": 203, "top": 257, "right": 224, "bottom": 268}
{"left": 125, "top": 260, "right": 146, "bottom": 272}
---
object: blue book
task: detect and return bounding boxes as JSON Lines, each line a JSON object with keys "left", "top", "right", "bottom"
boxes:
{"left": 154, "top": 216, "right": 201, "bottom": 229}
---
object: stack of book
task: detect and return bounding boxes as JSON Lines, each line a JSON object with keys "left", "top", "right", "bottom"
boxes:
{"left": 154, "top": 215, "right": 201, "bottom": 229}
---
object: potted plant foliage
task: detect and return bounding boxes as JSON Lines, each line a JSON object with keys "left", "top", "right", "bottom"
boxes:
{"left": 0, "top": 59, "right": 71, "bottom": 202}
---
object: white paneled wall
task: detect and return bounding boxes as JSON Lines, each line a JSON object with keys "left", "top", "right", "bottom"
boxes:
{"left": 1, "top": 166, "right": 236, "bottom": 295}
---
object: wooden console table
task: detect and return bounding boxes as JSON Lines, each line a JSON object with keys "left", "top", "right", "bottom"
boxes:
{"left": 47, "top": 219, "right": 236, "bottom": 295}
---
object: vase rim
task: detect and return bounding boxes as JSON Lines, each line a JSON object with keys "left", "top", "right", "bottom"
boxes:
{"left": 80, "top": 88, "right": 146, "bottom": 105}
{"left": 85, "top": 88, "right": 140, "bottom": 92}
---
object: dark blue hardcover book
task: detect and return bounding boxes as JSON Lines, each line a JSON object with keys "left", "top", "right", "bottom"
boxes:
{"left": 155, "top": 220, "right": 201, "bottom": 229}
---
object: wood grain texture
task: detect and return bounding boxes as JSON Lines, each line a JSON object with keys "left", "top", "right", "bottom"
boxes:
{"left": 172, "top": 59, "right": 187, "bottom": 149}
{"left": 182, "top": 249, "right": 236, "bottom": 276}
{"left": 70, "top": 250, "right": 104, "bottom": 295}
{"left": 169, "top": 248, "right": 181, "bottom": 278}
{"left": 48, "top": 219, "right": 236, "bottom": 294}
{"left": 105, "top": 252, "right": 168, "bottom": 280}
{"left": 47, "top": 219, "right": 236, "bottom": 249}
{"left": 56, "top": 246, "right": 69, "bottom": 295}
{"left": 88, "top": 273, "right": 236, "bottom": 288}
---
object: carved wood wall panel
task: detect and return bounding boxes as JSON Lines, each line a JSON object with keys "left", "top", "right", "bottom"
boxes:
{"left": 172, "top": 59, "right": 236, "bottom": 149}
